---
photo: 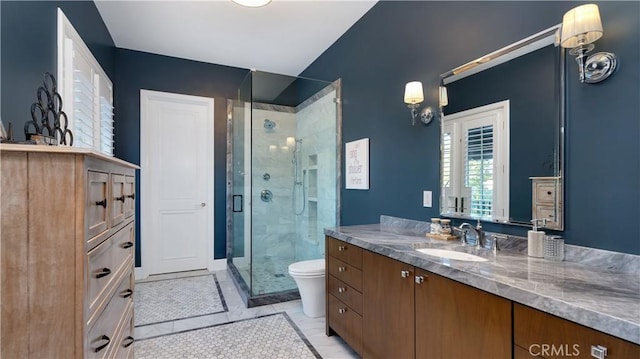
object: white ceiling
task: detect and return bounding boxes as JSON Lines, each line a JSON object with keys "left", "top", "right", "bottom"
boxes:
{"left": 94, "top": 0, "right": 377, "bottom": 76}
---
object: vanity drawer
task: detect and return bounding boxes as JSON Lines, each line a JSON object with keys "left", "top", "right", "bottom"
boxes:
{"left": 328, "top": 294, "right": 362, "bottom": 356}
{"left": 86, "top": 274, "right": 133, "bottom": 359}
{"left": 87, "top": 223, "right": 134, "bottom": 324}
{"left": 327, "top": 237, "right": 362, "bottom": 269}
{"left": 514, "top": 304, "right": 640, "bottom": 359}
{"left": 328, "top": 275, "right": 362, "bottom": 315}
{"left": 328, "top": 257, "right": 362, "bottom": 292}
{"left": 534, "top": 182, "right": 558, "bottom": 204}
{"left": 87, "top": 170, "right": 110, "bottom": 247}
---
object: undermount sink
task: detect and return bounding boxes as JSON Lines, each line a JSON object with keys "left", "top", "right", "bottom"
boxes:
{"left": 416, "top": 248, "right": 488, "bottom": 262}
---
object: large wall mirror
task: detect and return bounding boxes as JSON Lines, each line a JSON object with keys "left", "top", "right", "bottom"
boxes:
{"left": 440, "top": 25, "right": 565, "bottom": 228}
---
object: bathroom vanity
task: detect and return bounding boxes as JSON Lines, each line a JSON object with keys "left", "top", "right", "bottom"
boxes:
{"left": 325, "top": 218, "right": 640, "bottom": 359}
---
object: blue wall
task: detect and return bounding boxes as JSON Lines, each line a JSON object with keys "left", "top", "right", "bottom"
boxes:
{"left": 113, "top": 49, "right": 248, "bottom": 264}
{"left": 301, "top": 1, "right": 640, "bottom": 254}
{"left": 1, "top": 1, "right": 115, "bottom": 142}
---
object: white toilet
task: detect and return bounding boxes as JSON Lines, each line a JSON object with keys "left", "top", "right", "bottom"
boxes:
{"left": 288, "top": 259, "right": 326, "bottom": 318}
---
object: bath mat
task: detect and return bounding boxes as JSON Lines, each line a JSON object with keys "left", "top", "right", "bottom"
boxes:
{"left": 134, "top": 274, "right": 227, "bottom": 326}
{"left": 134, "top": 312, "right": 322, "bottom": 359}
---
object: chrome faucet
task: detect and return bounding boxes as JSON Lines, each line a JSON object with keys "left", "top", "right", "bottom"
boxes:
{"left": 458, "top": 220, "right": 484, "bottom": 249}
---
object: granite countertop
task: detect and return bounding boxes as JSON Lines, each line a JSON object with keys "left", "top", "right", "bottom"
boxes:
{"left": 325, "top": 216, "right": 640, "bottom": 344}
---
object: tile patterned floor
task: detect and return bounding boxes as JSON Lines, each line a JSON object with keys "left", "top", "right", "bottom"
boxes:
{"left": 135, "top": 274, "right": 227, "bottom": 326}
{"left": 135, "top": 313, "right": 320, "bottom": 359}
{"left": 235, "top": 256, "right": 298, "bottom": 295}
{"left": 134, "top": 269, "right": 359, "bottom": 359}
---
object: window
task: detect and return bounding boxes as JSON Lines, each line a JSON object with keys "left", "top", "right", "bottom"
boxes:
{"left": 57, "top": 9, "right": 114, "bottom": 155}
{"left": 441, "top": 100, "right": 509, "bottom": 221}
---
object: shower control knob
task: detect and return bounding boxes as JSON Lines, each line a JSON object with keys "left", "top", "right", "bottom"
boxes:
{"left": 201, "top": 203, "right": 206, "bottom": 207}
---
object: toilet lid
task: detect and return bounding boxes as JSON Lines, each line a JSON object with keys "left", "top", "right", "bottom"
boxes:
{"left": 288, "top": 259, "right": 325, "bottom": 276}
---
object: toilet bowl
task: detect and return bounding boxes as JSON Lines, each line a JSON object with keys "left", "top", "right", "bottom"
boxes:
{"left": 288, "top": 259, "right": 326, "bottom": 318}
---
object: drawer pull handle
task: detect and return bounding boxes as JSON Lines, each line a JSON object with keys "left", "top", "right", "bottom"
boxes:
{"left": 591, "top": 345, "right": 607, "bottom": 359}
{"left": 115, "top": 195, "right": 125, "bottom": 202}
{"left": 94, "top": 335, "right": 110, "bottom": 353}
{"left": 338, "top": 266, "right": 346, "bottom": 272}
{"left": 121, "top": 289, "right": 133, "bottom": 298}
{"left": 415, "top": 275, "right": 425, "bottom": 284}
{"left": 338, "top": 245, "right": 346, "bottom": 252}
{"left": 338, "top": 308, "right": 346, "bottom": 314}
{"left": 400, "top": 270, "right": 410, "bottom": 278}
{"left": 127, "top": 193, "right": 135, "bottom": 200}
{"left": 123, "top": 336, "right": 135, "bottom": 348}
{"left": 121, "top": 241, "right": 134, "bottom": 249}
{"left": 95, "top": 268, "right": 111, "bottom": 279}
{"left": 338, "top": 287, "right": 346, "bottom": 293}
{"left": 95, "top": 199, "right": 107, "bottom": 208}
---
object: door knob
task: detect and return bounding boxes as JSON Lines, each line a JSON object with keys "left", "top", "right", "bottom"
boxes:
{"left": 201, "top": 203, "right": 206, "bottom": 207}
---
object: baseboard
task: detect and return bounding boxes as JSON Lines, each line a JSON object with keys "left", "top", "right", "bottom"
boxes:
{"left": 209, "top": 259, "right": 227, "bottom": 272}
{"left": 135, "top": 267, "right": 148, "bottom": 280}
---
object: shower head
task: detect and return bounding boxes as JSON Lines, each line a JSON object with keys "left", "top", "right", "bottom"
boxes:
{"left": 264, "top": 119, "right": 276, "bottom": 130}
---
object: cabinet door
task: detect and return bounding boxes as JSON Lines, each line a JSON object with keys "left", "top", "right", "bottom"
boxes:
{"left": 362, "top": 251, "right": 414, "bottom": 359}
{"left": 415, "top": 269, "right": 512, "bottom": 359}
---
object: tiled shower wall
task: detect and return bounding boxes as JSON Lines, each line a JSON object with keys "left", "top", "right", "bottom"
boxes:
{"left": 294, "top": 89, "right": 338, "bottom": 261}
{"left": 251, "top": 107, "right": 297, "bottom": 264}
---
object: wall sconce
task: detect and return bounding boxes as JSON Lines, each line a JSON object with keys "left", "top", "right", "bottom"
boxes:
{"left": 560, "top": 4, "right": 617, "bottom": 83}
{"left": 438, "top": 86, "right": 448, "bottom": 120}
{"left": 404, "top": 81, "right": 435, "bottom": 126}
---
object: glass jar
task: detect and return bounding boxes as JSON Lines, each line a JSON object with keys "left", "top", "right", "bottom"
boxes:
{"left": 430, "top": 218, "right": 441, "bottom": 234}
{"left": 440, "top": 219, "right": 451, "bottom": 235}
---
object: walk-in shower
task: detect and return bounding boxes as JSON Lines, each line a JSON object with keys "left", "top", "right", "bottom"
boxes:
{"left": 227, "top": 70, "right": 341, "bottom": 306}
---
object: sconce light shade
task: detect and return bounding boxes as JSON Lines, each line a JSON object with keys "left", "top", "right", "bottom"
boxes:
{"left": 404, "top": 81, "right": 424, "bottom": 104}
{"left": 560, "top": 4, "right": 603, "bottom": 49}
{"left": 560, "top": 4, "right": 617, "bottom": 84}
{"left": 439, "top": 86, "right": 448, "bottom": 107}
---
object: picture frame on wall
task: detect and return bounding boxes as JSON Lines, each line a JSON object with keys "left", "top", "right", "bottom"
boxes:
{"left": 345, "top": 138, "right": 369, "bottom": 190}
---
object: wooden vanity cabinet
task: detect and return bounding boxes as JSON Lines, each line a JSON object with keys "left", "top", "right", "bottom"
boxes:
{"left": 1, "top": 148, "right": 136, "bottom": 359}
{"left": 514, "top": 303, "right": 640, "bottom": 359}
{"left": 415, "top": 268, "right": 512, "bottom": 359}
{"left": 326, "top": 237, "right": 364, "bottom": 356}
{"left": 362, "top": 251, "right": 415, "bottom": 359}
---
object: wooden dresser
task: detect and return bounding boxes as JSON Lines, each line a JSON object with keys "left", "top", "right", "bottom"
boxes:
{"left": 1, "top": 145, "right": 137, "bottom": 358}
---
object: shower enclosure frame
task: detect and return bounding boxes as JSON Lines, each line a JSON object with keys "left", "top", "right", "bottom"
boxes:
{"left": 226, "top": 75, "right": 342, "bottom": 307}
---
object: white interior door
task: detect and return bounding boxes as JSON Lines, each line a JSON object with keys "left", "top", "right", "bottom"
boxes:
{"left": 141, "top": 90, "right": 214, "bottom": 275}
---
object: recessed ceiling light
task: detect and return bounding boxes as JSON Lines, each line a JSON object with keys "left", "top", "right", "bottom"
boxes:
{"left": 232, "top": 0, "right": 272, "bottom": 7}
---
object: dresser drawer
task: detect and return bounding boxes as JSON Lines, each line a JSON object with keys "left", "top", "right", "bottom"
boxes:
{"left": 87, "top": 170, "right": 110, "bottom": 246}
{"left": 111, "top": 174, "right": 126, "bottom": 227}
{"left": 533, "top": 182, "right": 558, "bottom": 204}
{"left": 534, "top": 205, "right": 562, "bottom": 229}
{"left": 124, "top": 175, "right": 135, "bottom": 219}
{"left": 111, "top": 301, "right": 134, "bottom": 359}
{"left": 328, "top": 275, "right": 362, "bottom": 315}
{"left": 328, "top": 294, "right": 362, "bottom": 356}
{"left": 87, "top": 223, "right": 134, "bottom": 323}
{"left": 327, "top": 237, "right": 362, "bottom": 269}
{"left": 86, "top": 274, "right": 133, "bottom": 359}
{"left": 327, "top": 257, "right": 362, "bottom": 292}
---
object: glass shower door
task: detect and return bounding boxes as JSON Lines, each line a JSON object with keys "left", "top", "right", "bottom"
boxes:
{"left": 231, "top": 74, "right": 252, "bottom": 290}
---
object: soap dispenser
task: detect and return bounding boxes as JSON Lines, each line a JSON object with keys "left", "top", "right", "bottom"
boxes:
{"left": 528, "top": 219, "right": 546, "bottom": 258}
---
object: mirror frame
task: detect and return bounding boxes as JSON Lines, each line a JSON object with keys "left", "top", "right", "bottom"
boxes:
{"left": 439, "top": 24, "right": 565, "bottom": 228}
